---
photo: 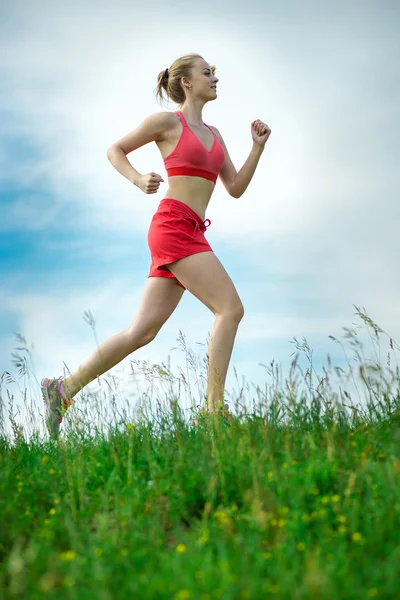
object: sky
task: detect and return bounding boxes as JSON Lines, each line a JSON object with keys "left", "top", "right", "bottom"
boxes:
{"left": 1, "top": 0, "right": 399, "bottom": 438}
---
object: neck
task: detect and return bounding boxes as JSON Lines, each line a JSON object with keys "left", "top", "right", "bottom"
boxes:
{"left": 179, "top": 100, "right": 207, "bottom": 126}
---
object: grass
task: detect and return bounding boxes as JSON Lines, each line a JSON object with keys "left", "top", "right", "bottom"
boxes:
{"left": 1, "top": 305, "right": 400, "bottom": 599}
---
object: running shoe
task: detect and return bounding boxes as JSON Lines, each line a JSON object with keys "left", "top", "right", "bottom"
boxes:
{"left": 41, "top": 377, "right": 75, "bottom": 439}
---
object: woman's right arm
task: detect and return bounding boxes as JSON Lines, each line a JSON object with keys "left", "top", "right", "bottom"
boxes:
{"left": 107, "top": 112, "right": 171, "bottom": 193}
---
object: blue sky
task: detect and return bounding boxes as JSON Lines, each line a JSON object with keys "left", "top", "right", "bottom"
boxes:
{"left": 1, "top": 0, "right": 399, "bottom": 436}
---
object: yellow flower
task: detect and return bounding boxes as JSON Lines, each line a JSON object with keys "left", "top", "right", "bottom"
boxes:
{"left": 41, "top": 456, "right": 49, "bottom": 463}
{"left": 54, "top": 498, "right": 61, "bottom": 505}
{"left": 48, "top": 469, "right": 56, "bottom": 476}
{"left": 331, "top": 495, "right": 340, "bottom": 503}
{"left": 367, "top": 588, "right": 378, "bottom": 597}
{"left": 176, "top": 544, "right": 187, "bottom": 553}
{"left": 338, "top": 525, "right": 346, "bottom": 534}
{"left": 278, "top": 519, "right": 286, "bottom": 528}
{"left": 198, "top": 530, "right": 209, "bottom": 546}
{"left": 174, "top": 590, "right": 191, "bottom": 600}
{"left": 214, "top": 510, "right": 230, "bottom": 525}
{"left": 337, "top": 515, "right": 347, "bottom": 523}
{"left": 60, "top": 550, "right": 76, "bottom": 562}
{"left": 296, "top": 542, "right": 306, "bottom": 552}
{"left": 127, "top": 424, "right": 135, "bottom": 431}
{"left": 49, "top": 508, "right": 56, "bottom": 516}
{"left": 279, "top": 506, "right": 290, "bottom": 514}
{"left": 267, "top": 471, "right": 274, "bottom": 481}
{"left": 321, "top": 496, "right": 330, "bottom": 504}
{"left": 352, "top": 532, "right": 363, "bottom": 542}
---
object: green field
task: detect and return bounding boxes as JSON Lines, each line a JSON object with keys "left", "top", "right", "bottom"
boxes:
{"left": 1, "top": 307, "right": 400, "bottom": 599}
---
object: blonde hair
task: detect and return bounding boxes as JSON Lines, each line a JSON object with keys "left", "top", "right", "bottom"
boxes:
{"left": 155, "top": 53, "right": 216, "bottom": 107}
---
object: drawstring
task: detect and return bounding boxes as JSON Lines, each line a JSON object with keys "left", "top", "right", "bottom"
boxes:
{"left": 198, "top": 218, "right": 211, "bottom": 233}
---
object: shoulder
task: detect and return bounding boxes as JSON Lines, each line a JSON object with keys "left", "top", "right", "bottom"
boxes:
{"left": 140, "top": 111, "right": 178, "bottom": 141}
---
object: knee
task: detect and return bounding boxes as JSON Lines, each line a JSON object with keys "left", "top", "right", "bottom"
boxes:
{"left": 125, "top": 325, "right": 158, "bottom": 350}
{"left": 222, "top": 301, "right": 245, "bottom": 323}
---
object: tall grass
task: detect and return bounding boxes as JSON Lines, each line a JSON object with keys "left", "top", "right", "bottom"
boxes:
{"left": 1, "top": 305, "right": 400, "bottom": 599}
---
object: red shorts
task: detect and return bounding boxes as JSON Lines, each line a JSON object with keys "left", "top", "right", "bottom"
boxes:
{"left": 147, "top": 198, "right": 213, "bottom": 290}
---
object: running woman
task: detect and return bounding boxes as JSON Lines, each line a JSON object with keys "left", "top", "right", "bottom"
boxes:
{"left": 41, "top": 53, "right": 271, "bottom": 438}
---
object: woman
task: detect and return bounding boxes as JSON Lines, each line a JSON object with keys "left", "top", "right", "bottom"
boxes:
{"left": 41, "top": 53, "right": 271, "bottom": 438}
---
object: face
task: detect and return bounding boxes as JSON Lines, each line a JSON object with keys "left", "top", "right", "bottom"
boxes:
{"left": 185, "top": 58, "right": 219, "bottom": 100}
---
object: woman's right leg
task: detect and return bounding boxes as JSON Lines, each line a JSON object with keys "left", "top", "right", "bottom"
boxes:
{"left": 63, "top": 277, "right": 185, "bottom": 398}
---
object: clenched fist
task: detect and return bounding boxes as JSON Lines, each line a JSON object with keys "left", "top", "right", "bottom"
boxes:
{"left": 136, "top": 172, "right": 164, "bottom": 194}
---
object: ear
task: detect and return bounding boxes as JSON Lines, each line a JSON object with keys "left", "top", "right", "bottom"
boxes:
{"left": 181, "top": 76, "right": 190, "bottom": 89}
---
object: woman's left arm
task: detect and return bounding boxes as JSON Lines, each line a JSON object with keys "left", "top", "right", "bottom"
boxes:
{"left": 212, "top": 120, "right": 271, "bottom": 199}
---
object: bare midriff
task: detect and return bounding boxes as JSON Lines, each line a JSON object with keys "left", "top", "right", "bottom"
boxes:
{"left": 162, "top": 176, "right": 215, "bottom": 221}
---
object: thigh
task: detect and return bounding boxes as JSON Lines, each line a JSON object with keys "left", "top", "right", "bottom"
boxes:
{"left": 128, "top": 277, "right": 185, "bottom": 337}
{"left": 166, "top": 251, "right": 244, "bottom": 317}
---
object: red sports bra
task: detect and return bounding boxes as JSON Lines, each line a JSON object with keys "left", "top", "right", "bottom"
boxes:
{"left": 163, "top": 111, "right": 225, "bottom": 183}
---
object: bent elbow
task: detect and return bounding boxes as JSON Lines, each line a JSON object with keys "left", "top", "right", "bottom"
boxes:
{"left": 107, "top": 145, "right": 123, "bottom": 158}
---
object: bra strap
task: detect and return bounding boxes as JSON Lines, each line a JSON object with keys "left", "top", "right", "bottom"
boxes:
{"left": 175, "top": 110, "right": 188, "bottom": 127}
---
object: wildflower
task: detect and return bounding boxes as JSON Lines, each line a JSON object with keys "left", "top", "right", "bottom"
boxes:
{"left": 174, "top": 590, "right": 191, "bottom": 600}
{"left": 48, "top": 469, "right": 56, "bottom": 476}
{"left": 267, "top": 471, "right": 274, "bottom": 481}
{"left": 278, "top": 519, "right": 286, "bottom": 528}
{"left": 54, "top": 498, "right": 61, "bottom": 505}
{"left": 127, "top": 424, "right": 135, "bottom": 431}
{"left": 214, "top": 510, "right": 231, "bottom": 526}
{"left": 296, "top": 542, "right": 306, "bottom": 552}
{"left": 337, "top": 515, "right": 347, "bottom": 523}
{"left": 367, "top": 588, "right": 378, "bottom": 597}
{"left": 352, "top": 532, "right": 363, "bottom": 542}
{"left": 331, "top": 495, "right": 340, "bottom": 503}
{"left": 176, "top": 544, "right": 187, "bottom": 553}
{"left": 197, "top": 530, "right": 209, "bottom": 545}
{"left": 41, "top": 456, "right": 49, "bottom": 463}
{"left": 321, "top": 496, "right": 330, "bottom": 505}
{"left": 49, "top": 508, "right": 56, "bottom": 516}
{"left": 279, "top": 506, "right": 290, "bottom": 514}
{"left": 60, "top": 550, "right": 76, "bottom": 562}
{"left": 338, "top": 525, "right": 346, "bottom": 534}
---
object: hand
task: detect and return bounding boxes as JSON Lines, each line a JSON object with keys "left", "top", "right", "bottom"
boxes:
{"left": 251, "top": 120, "right": 271, "bottom": 146}
{"left": 136, "top": 172, "right": 164, "bottom": 194}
